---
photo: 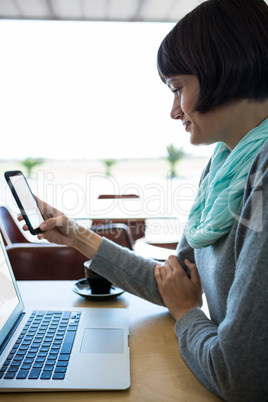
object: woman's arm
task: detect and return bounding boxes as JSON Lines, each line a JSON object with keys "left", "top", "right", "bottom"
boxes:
{"left": 88, "top": 217, "right": 196, "bottom": 306}
{"left": 19, "top": 198, "right": 165, "bottom": 305}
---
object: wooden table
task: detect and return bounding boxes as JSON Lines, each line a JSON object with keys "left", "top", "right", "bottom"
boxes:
{"left": 1, "top": 281, "right": 221, "bottom": 402}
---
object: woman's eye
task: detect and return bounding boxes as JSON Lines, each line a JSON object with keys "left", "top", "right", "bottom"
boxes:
{"left": 172, "top": 88, "right": 182, "bottom": 96}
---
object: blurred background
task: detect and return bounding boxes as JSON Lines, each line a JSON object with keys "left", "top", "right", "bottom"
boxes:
{"left": 0, "top": 0, "right": 216, "bottom": 243}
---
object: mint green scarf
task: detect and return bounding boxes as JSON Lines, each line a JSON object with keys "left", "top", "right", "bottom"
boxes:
{"left": 186, "top": 118, "right": 268, "bottom": 249}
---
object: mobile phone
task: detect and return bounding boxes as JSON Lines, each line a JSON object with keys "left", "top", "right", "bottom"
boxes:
{"left": 4, "top": 170, "right": 45, "bottom": 235}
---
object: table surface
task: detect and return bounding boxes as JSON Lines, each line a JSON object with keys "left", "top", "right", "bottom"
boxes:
{"left": 1, "top": 281, "right": 221, "bottom": 402}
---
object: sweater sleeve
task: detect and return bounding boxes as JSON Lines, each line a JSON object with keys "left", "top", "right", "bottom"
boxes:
{"left": 89, "top": 238, "right": 165, "bottom": 305}
{"left": 89, "top": 225, "right": 196, "bottom": 306}
{"left": 175, "top": 157, "right": 268, "bottom": 401}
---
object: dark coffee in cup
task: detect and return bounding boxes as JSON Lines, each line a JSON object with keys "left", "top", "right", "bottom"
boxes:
{"left": 84, "top": 261, "right": 111, "bottom": 295}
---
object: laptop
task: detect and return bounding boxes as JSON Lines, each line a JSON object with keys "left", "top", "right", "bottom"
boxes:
{"left": 0, "top": 234, "right": 130, "bottom": 392}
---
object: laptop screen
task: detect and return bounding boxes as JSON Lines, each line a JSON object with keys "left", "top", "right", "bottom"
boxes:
{"left": 0, "top": 241, "right": 20, "bottom": 332}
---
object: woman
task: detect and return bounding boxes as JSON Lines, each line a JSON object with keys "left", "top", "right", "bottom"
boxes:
{"left": 20, "top": 0, "right": 268, "bottom": 400}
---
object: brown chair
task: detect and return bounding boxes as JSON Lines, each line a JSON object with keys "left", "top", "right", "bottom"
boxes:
{"left": 0, "top": 205, "right": 88, "bottom": 280}
{"left": 5, "top": 243, "right": 87, "bottom": 281}
{"left": 0, "top": 205, "right": 30, "bottom": 246}
{"left": 93, "top": 195, "right": 178, "bottom": 249}
{"left": 91, "top": 223, "right": 134, "bottom": 250}
{"left": 92, "top": 194, "right": 146, "bottom": 242}
{"left": 0, "top": 206, "right": 134, "bottom": 280}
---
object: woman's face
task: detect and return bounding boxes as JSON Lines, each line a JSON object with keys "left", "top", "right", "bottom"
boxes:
{"left": 166, "top": 74, "right": 239, "bottom": 149}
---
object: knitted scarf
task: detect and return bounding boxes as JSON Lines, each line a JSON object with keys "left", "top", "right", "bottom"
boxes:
{"left": 186, "top": 118, "right": 268, "bottom": 249}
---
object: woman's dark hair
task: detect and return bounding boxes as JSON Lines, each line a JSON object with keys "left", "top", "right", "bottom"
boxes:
{"left": 157, "top": 0, "right": 268, "bottom": 113}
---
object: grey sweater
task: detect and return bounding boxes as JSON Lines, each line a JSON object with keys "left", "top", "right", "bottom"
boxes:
{"left": 90, "top": 141, "right": 268, "bottom": 402}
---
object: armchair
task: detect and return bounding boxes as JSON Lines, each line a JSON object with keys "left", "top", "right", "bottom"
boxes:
{"left": 0, "top": 206, "right": 134, "bottom": 280}
{"left": 93, "top": 194, "right": 178, "bottom": 249}
{"left": 92, "top": 194, "right": 146, "bottom": 242}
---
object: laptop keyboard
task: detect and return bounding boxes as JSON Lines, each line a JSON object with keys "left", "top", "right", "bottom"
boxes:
{"left": 0, "top": 310, "right": 81, "bottom": 381}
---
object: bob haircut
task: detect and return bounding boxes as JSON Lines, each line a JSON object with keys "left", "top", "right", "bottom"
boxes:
{"left": 157, "top": 0, "right": 268, "bottom": 113}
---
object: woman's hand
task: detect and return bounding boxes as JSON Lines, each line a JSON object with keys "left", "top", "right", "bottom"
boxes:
{"left": 18, "top": 197, "right": 79, "bottom": 247}
{"left": 154, "top": 255, "right": 203, "bottom": 321}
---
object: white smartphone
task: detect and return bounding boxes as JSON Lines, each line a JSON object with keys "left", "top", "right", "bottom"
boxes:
{"left": 4, "top": 170, "right": 44, "bottom": 235}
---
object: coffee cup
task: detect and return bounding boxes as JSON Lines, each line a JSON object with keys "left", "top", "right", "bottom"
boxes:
{"left": 84, "top": 261, "right": 112, "bottom": 295}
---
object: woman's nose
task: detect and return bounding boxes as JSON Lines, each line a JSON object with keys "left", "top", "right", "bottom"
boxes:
{"left": 170, "top": 97, "right": 183, "bottom": 120}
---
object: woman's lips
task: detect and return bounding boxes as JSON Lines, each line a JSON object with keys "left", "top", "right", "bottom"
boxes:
{"left": 183, "top": 121, "right": 191, "bottom": 132}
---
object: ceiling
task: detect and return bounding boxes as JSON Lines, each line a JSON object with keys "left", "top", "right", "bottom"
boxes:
{"left": 0, "top": 0, "right": 207, "bottom": 23}
{"left": 1, "top": 0, "right": 267, "bottom": 23}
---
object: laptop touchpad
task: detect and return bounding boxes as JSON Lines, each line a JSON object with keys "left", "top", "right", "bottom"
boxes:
{"left": 80, "top": 328, "right": 124, "bottom": 354}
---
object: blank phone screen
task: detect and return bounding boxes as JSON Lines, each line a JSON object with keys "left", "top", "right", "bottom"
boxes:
{"left": 9, "top": 175, "right": 44, "bottom": 230}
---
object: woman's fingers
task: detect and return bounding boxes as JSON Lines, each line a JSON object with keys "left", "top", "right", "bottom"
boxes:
{"left": 17, "top": 214, "right": 24, "bottom": 222}
{"left": 184, "top": 259, "right": 201, "bottom": 285}
{"left": 155, "top": 257, "right": 180, "bottom": 286}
